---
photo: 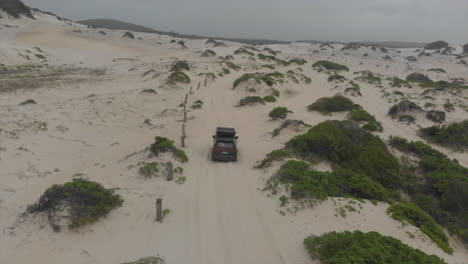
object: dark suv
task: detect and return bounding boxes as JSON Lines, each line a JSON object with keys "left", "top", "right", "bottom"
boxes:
{"left": 211, "top": 127, "right": 238, "bottom": 162}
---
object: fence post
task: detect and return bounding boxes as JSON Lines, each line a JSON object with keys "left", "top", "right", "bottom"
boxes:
{"left": 183, "top": 111, "right": 187, "bottom": 123}
{"left": 166, "top": 162, "right": 173, "bottom": 181}
{"left": 197, "top": 82, "right": 201, "bottom": 90}
{"left": 181, "top": 136, "right": 185, "bottom": 148}
{"left": 182, "top": 123, "right": 186, "bottom": 138}
{"left": 156, "top": 198, "right": 162, "bottom": 222}
{"left": 189, "top": 86, "right": 193, "bottom": 94}
{"left": 184, "top": 94, "right": 188, "bottom": 105}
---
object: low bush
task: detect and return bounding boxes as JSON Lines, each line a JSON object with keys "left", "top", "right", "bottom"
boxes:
{"left": 138, "top": 162, "right": 160, "bottom": 178}
{"left": 150, "top": 136, "right": 188, "bottom": 163}
{"left": 428, "top": 68, "right": 447, "bottom": 73}
{"left": 286, "top": 120, "right": 400, "bottom": 189}
{"left": 24, "top": 179, "right": 123, "bottom": 231}
{"left": 274, "top": 160, "right": 391, "bottom": 201}
{"left": 419, "top": 120, "right": 468, "bottom": 149}
{"left": 233, "top": 72, "right": 284, "bottom": 88}
{"left": 234, "top": 48, "right": 254, "bottom": 56}
{"left": 354, "top": 71, "right": 382, "bottom": 85}
{"left": 391, "top": 77, "right": 412, "bottom": 88}
{"left": 304, "top": 231, "right": 447, "bottom": 264}
{"left": 327, "top": 74, "right": 346, "bottom": 82}
{"left": 191, "top": 100, "right": 204, "bottom": 109}
{"left": 239, "top": 96, "right": 264, "bottom": 106}
{"left": 168, "top": 71, "right": 190, "bottom": 84}
{"left": 388, "top": 136, "right": 468, "bottom": 242}
{"left": 224, "top": 61, "right": 241, "bottom": 71}
{"left": 307, "top": 95, "right": 357, "bottom": 114}
{"left": 201, "top": 49, "right": 216, "bottom": 57}
{"left": 288, "top": 58, "right": 307, "bottom": 65}
{"left": 269, "top": 107, "right": 292, "bottom": 120}
{"left": 170, "top": 60, "right": 190, "bottom": 72}
{"left": 312, "top": 60, "right": 349, "bottom": 71}
{"left": 349, "top": 109, "right": 383, "bottom": 132}
{"left": 263, "top": 96, "right": 277, "bottom": 103}
{"left": 387, "top": 202, "right": 453, "bottom": 254}
{"left": 272, "top": 119, "right": 310, "bottom": 137}
{"left": 406, "top": 73, "right": 432, "bottom": 83}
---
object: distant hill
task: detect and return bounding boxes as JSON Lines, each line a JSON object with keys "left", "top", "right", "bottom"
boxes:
{"left": 77, "top": 18, "right": 289, "bottom": 45}
{"left": 0, "top": 0, "right": 34, "bottom": 19}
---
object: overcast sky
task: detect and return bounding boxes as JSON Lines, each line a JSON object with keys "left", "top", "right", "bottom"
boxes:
{"left": 23, "top": 0, "right": 468, "bottom": 44}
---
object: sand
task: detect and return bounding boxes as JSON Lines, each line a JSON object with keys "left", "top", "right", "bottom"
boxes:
{"left": 0, "top": 12, "right": 467, "bottom": 264}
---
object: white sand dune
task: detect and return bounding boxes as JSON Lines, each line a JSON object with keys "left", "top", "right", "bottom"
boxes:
{"left": 0, "top": 14, "right": 467, "bottom": 264}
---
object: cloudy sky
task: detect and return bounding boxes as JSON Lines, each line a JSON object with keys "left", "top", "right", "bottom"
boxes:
{"left": 24, "top": 0, "right": 468, "bottom": 44}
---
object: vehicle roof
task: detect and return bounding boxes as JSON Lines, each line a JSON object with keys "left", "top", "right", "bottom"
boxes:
{"left": 216, "top": 127, "right": 236, "bottom": 133}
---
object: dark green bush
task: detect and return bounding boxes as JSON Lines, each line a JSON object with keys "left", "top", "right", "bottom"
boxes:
{"left": 312, "top": 60, "right": 349, "bottom": 71}
{"left": 233, "top": 72, "right": 284, "bottom": 88}
{"left": 354, "top": 71, "right": 382, "bottom": 85}
{"left": 327, "top": 74, "right": 346, "bottom": 82}
{"left": 269, "top": 107, "right": 292, "bottom": 120}
{"left": 170, "top": 60, "right": 190, "bottom": 72}
{"left": 419, "top": 120, "right": 468, "bottom": 149}
{"left": 307, "top": 95, "right": 358, "bottom": 114}
{"left": 391, "top": 77, "right": 412, "bottom": 88}
{"left": 288, "top": 58, "right": 307, "bottom": 65}
{"left": 388, "top": 136, "right": 468, "bottom": 242}
{"left": 168, "top": 71, "right": 190, "bottom": 84}
{"left": 239, "top": 96, "right": 264, "bottom": 106}
{"left": 286, "top": 120, "right": 400, "bottom": 189}
{"left": 234, "top": 48, "right": 254, "bottom": 56}
{"left": 388, "top": 202, "right": 453, "bottom": 254}
{"left": 150, "top": 136, "right": 188, "bottom": 163}
{"left": 263, "top": 95, "right": 277, "bottom": 103}
{"left": 275, "top": 160, "right": 390, "bottom": 201}
{"left": 25, "top": 179, "right": 123, "bottom": 231}
{"left": 138, "top": 162, "right": 160, "bottom": 178}
{"left": 304, "top": 231, "right": 447, "bottom": 264}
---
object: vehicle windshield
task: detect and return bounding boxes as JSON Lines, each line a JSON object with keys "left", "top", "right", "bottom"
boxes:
{"left": 215, "top": 142, "right": 235, "bottom": 149}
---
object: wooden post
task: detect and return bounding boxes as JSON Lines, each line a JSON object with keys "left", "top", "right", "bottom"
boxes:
{"left": 181, "top": 136, "right": 185, "bottom": 148}
{"left": 183, "top": 111, "right": 187, "bottom": 122}
{"left": 166, "top": 162, "right": 173, "bottom": 181}
{"left": 156, "top": 198, "right": 162, "bottom": 222}
{"left": 183, "top": 103, "right": 186, "bottom": 112}
{"left": 182, "top": 123, "right": 186, "bottom": 138}
{"left": 189, "top": 86, "right": 193, "bottom": 94}
{"left": 184, "top": 94, "right": 188, "bottom": 105}
{"left": 197, "top": 82, "right": 201, "bottom": 90}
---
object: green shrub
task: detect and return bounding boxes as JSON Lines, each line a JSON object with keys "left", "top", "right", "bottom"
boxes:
{"left": 304, "top": 231, "right": 447, "bottom": 264}
{"left": 201, "top": 49, "right": 216, "bottom": 57}
{"left": 263, "top": 96, "right": 277, "bottom": 103}
{"left": 388, "top": 136, "right": 468, "bottom": 242}
{"left": 191, "top": 100, "right": 204, "bottom": 109}
{"left": 239, "top": 96, "right": 264, "bottom": 106}
{"left": 168, "top": 71, "right": 190, "bottom": 84}
{"left": 170, "top": 60, "right": 190, "bottom": 72}
{"left": 255, "top": 149, "right": 290, "bottom": 168}
{"left": 428, "top": 68, "right": 447, "bottom": 73}
{"left": 150, "top": 136, "right": 188, "bottom": 163}
{"left": 327, "top": 74, "right": 346, "bottom": 82}
{"left": 362, "top": 120, "right": 383, "bottom": 132}
{"left": 391, "top": 77, "right": 412, "bottom": 88}
{"left": 419, "top": 120, "right": 468, "bottom": 149}
{"left": 269, "top": 107, "right": 292, "bottom": 120}
{"left": 288, "top": 58, "right": 307, "bottom": 65}
{"left": 234, "top": 48, "right": 254, "bottom": 56}
{"left": 138, "top": 162, "right": 160, "bottom": 178}
{"left": 354, "top": 71, "right": 382, "bottom": 85}
{"left": 312, "top": 60, "right": 349, "bottom": 71}
{"left": 25, "top": 179, "right": 123, "bottom": 231}
{"left": 274, "top": 160, "right": 390, "bottom": 201}
{"left": 233, "top": 72, "right": 284, "bottom": 88}
{"left": 307, "top": 95, "right": 358, "bottom": 114}
{"left": 286, "top": 120, "right": 400, "bottom": 189}
{"left": 388, "top": 202, "right": 453, "bottom": 254}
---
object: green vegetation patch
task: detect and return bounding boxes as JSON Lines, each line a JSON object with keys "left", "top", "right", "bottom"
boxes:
{"left": 223, "top": 61, "right": 241, "bottom": 71}
{"left": 233, "top": 72, "right": 284, "bottom": 88}
{"left": 269, "top": 107, "right": 292, "bottom": 120}
{"left": 312, "top": 60, "right": 349, "bottom": 71}
{"left": 150, "top": 136, "right": 188, "bottom": 163}
{"left": 191, "top": 99, "right": 204, "bottom": 109}
{"left": 25, "top": 179, "right": 123, "bottom": 231}
{"left": 391, "top": 77, "right": 412, "bottom": 88}
{"left": 354, "top": 71, "right": 382, "bottom": 85}
{"left": 263, "top": 95, "right": 277, "bottom": 103}
{"left": 138, "top": 162, "right": 160, "bottom": 178}
{"left": 349, "top": 109, "right": 383, "bottom": 132}
{"left": 288, "top": 58, "right": 307, "bottom": 65}
{"left": 327, "top": 74, "right": 346, "bottom": 82}
{"left": 271, "top": 160, "right": 390, "bottom": 201}
{"left": 168, "top": 71, "right": 190, "bottom": 84}
{"left": 304, "top": 231, "right": 447, "bottom": 264}
{"left": 286, "top": 120, "right": 400, "bottom": 189}
{"left": 307, "top": 95, "right": 358, "bottom": 114}
{"left": 388, "top": 202, "right": 453, "bottom": 253}
{"left": 239, "top": 96, "right": 264, "bottom": 106}
{"left": 419, "top": 120, "right": 468, "bottom": 149}
{"left": 428, "top": 68, "right": 447, "bottom": 73}
{"left": 122, "top": 256, "right": 166, "bottom": 264}
{"left": 388, "top": 137, "right": 468, "bottom": 243}
{"left": 234, "top": 48, "right": 254, "bottom": 56}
